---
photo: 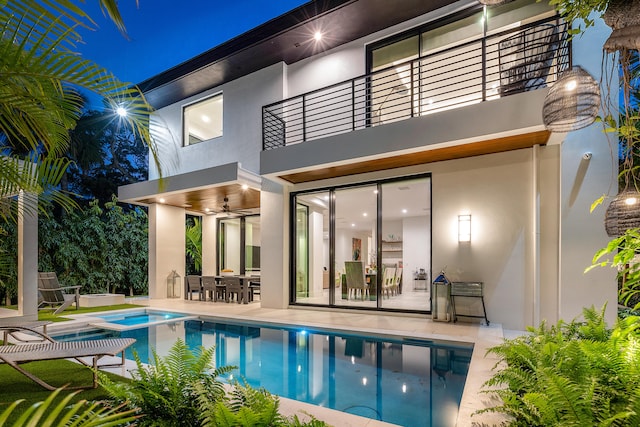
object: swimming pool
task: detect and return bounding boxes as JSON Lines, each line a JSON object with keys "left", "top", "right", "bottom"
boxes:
{"left": 55, "top": 317, "right": 472, "bottom": 427}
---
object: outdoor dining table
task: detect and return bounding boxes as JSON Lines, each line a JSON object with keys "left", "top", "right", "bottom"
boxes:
{"left": 214, "top": 275, "right": 260, "bottom": 304}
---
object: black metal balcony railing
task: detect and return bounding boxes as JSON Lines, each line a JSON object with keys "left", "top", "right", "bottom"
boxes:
{"left": 262, "top": 18, "right": 569, "bottom": 151}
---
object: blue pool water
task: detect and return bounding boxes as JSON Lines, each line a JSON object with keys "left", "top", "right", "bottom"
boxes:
{"left": 93, "top": 310, "right": 189, "bottom": 326}
{"left": 55, "top": 318, "right": 472, "bottom": 427}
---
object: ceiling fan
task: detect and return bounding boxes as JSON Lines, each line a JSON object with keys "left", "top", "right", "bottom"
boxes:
{"left": 209, "top": 197, "right": 256, "bottom": 216}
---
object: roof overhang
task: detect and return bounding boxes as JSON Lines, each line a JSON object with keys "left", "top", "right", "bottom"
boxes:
{"left": 138, "top": 0, "right": 460, "bottom": 109}
{"left": 118, "top": 163, "right": 261, "bottom": 215}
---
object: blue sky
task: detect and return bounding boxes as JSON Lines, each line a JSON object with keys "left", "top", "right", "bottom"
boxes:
{"left": 76, "top": 0, "right": 308, "bottom": 86}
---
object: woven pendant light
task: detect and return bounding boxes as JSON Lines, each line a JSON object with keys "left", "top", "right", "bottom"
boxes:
{"left": 542, "top": 66, "right": 601, "bottom": 132}
{"left": 605, "top": 191, "right": 640, "bottom": 237}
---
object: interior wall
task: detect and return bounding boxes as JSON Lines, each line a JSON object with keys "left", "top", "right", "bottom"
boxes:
{"left": 310, "top": 211, "right": 324, "bottom": 297}
{"left": 148, "top": 204, "right": 186, "bottom": 299}
{"left": 403, "top": 215, "right": 431, "bottom": 284}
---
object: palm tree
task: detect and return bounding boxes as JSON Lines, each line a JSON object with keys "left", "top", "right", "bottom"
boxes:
{"left": 0, "top": 0, "right": 159, "bottom": 278}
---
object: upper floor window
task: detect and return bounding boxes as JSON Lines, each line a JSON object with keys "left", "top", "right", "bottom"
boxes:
{"left": 183, "top": 93, "right": 223, "bottom": 146}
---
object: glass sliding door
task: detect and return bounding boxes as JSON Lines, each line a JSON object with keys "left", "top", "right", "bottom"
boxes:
{"left": 380, "top": 177, "right": 431, "bottom": 311}
{"left": 334, "top": 185, "right": 377, "bottom": 308}
{"left": 294, "top": 191, "right": 330, "bottom": 305}
{"left": 291, "top": 174, "right": 431, "bottom": 313}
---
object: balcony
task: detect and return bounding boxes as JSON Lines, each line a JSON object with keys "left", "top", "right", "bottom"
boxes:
{"left": 262, "top": 18, "right": 569, "bottom": 151}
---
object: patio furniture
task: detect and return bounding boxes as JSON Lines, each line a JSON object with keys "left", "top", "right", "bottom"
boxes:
{"left": 345, "top": 261, "right": 369, "bottom": 300}
{"left": 0, "top": 325, "right": 135, "bottom": 390}
{"left": 186, "top": 275, "right": 202, "bottom": 300}
{"left": 0, "top": 320, "right": 51, "bottom": 345}
{"left": 201, "top": 276, "right": 217, "bottom": 301}
{"left": 382, "top": 267, "right": 396, "bottom": 298}
{"left": 499, "top": 23, "right": 560, "bottom": 95}
{"left": 222, "top": 276, "right": 243, "bottom": 303}
{"left": 38, "top": 272, "right": 81, "bottom": 315}
{"left": 450, "top": 281, "right": 489, "bottom": 325}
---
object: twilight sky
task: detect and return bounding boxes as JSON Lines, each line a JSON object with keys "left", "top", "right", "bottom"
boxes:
{"left": 76, "top": 0, "right": 308, "bottom": 87}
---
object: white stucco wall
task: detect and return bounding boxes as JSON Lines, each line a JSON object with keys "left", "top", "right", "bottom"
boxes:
{"left": 148, "top": 62, "right": 286, "bottom": 179}
{"left": 260, "top": 178, "right": 288, "bottom": 309}
{"left": 148, "top": 204, "right": 186, "bottom": 299}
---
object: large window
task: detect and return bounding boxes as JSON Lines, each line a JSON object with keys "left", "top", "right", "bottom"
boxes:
{"left": 183, "top": 93, "right": 223, "bottom": 146}
{"left": 292, "top": 175, "right": 431, "bottom": 313}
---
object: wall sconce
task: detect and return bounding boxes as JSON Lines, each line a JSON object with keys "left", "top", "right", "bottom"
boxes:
{"left": 458, "top": 214, "right": 471, "bottom": 243}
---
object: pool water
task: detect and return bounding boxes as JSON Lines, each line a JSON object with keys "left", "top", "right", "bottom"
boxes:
{"left": 92, "top": 310, "right": 190, "bottom": 327}
{"left": 55, "top": 319, "right": 472, "bottom": 427}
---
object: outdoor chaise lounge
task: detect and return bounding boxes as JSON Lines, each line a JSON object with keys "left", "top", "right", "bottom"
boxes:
{"left": 0, "top": 325, "right": 135, "bottom": 390}
{"left": 38, "top": 271, "right": 81, "bottom": 315}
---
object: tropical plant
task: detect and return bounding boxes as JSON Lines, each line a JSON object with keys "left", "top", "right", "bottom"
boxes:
{"left": 99, "top": 338, "right": 233, "bottom": 427}
{"left": 0, "top": 0, "right": 158, "bottom": 279}
{"left": 478, "top": 305, "right": 640, "bottom": 426}
{"left": 186, "top": 216, "right": 203, "bottom": 274}
{"left": 0, "top": 388, "right": 137, "bottom": 426}
{"left": 196, "top": 380, "right": 329, "bottom": 427}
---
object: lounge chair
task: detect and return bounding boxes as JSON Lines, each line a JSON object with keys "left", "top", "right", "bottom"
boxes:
{"left": 0, "top": 325, "right": 135, "bottom": 390}
{"left": 38, "top": 272, "right": 81, "bottom": 315}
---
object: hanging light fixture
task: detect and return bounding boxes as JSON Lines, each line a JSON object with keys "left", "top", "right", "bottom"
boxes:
{"left": 542, "top": 66, "right": 601, "bottom": 132}
{"left": 604, "top": 190, "right": 640, "bottom": 237}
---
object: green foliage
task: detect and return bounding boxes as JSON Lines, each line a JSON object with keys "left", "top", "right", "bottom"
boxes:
{"left": 99, "top": 338, "right": 233, "bottom": 427}
{"left": 186, "top": 217, "right": 203, "bottom": 274}
{"left": 0, "top": 197, "right": 148, "bottom": 303}
{"left": 588, "top": 228, "right": 640, "bottom": 308}
{"left": 0, "top": 388, "right": 137, "bottom": 426}
{"left": 100, "top": 339, "right": 330, "bottom": 427}
{"left": 478, "top": 305, "right": 640, "bottom": 426}
{"left": 545, "top": 0, "right": 609, "bottom": 36}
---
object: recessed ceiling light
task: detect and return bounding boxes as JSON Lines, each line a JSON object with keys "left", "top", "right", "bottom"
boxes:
{"left": 373, "top": 189, "right": 379, "bottom": 194}
{"left": 159, "top": 198, "right": 165, "bottom": 204}
{"left": 363, "top": 212, "right": 368, "bottom": 217}
{"left": 314, "top": 31, "right": 322, "bottom": 41}
{"left": 351, "top": 223, "right": 355, "bottom": 227}
{"left": 201, "top": 115, "right": 210, "bottom": 123}
{"left": 241, "top": 184, "right": 249, "bottom": 190}
{"left": 402, "top": 209, "right": 407, "bottom": 214}
{"left": 205, "top": 208, "right": 210, "bottom": 212}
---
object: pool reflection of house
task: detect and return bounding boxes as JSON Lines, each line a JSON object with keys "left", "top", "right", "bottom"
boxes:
{"left": 118, "top": 0, "right": 616, "bottom": 330}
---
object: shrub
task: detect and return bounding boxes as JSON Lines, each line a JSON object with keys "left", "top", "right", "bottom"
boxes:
{"left": 478, "top": 305, "right": 640, "bottom": 426}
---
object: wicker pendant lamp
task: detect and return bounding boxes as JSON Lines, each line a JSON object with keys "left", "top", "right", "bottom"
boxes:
{"left": 605, "top": 191, "right": 640, "bottom": 237}
{"left": 542, "top": 66, "right": 601, "bottom": 132}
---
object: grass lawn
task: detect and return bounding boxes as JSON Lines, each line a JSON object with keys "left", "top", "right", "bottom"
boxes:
{"left": 38, "top": 303, "right": 145, "bottom": 322}
{"left": 0, "top": 359, "right": 130, "bottom": 422}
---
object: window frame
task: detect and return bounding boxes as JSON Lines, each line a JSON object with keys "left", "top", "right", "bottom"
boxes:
{"left": 182, "top": 92, "right": 224, "bottom": 147}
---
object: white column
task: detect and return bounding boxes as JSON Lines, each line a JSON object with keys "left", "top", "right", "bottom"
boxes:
{"left": 17, "top": 190, "right": 38, "bottom": 319}
{"left": 202, "top": 214, "right": 218, "bottom": 276}
{"left": 148, "top": 204, "right": 186, "bottom": 299}
{"left": 260, "top": 178, "right": 287, "bottom": 308}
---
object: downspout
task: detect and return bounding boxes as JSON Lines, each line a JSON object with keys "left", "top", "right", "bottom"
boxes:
{"left": 532, "top": 144, "right": 540, "bottom": 326}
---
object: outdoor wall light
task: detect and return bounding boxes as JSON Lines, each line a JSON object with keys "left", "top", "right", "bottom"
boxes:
{"left": 458, "top": 214, "right": 471, "bottom": 243}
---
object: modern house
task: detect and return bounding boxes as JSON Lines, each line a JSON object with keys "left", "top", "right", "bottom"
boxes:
{"left": 119, "top": 0, "right": 617, "bottom": 331}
